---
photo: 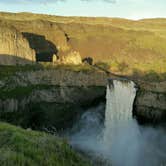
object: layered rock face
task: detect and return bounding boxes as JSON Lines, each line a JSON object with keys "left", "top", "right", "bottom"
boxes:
{"left": 0, "top": 67, "right": 107, "bottom": 129}
{"left": 0, "top": 67, "right": 107, "bottom": 106}
{"left": 12, "top": 69, "right": 106, "bottom": 87}
{"left": 0, "top": 23, "right": 35, "bottom": 65}
{"left": 13, "top": 20, "right": 69, "bottom": 52}
{"left": 0, "top": 12, "right": 165, "bottom": 125}
{"left": 134, "top": 81, "right": 166, "bottom": 123}
{"left": 0, "top": 20, "right": 82, "bottom": 65}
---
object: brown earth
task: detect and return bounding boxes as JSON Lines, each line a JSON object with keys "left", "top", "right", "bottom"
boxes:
{"left": 0, "top": 12, "right": 165, "bottom": 80}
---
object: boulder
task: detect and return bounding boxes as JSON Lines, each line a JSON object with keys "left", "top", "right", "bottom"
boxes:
{"left": 60, "top": 51, "right": 82, "bottom": 65}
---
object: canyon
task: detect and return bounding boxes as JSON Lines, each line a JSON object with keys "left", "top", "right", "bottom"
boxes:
{"left": 0, "top": 12, "right": 165, "bottom": 125}
{"left": 0, "top": 12, "right": 166, "bottom": 166}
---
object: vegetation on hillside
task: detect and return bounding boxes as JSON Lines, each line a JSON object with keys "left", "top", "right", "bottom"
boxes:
{"left": 0, "top": 64, "right": 96, "bottom": 80}
{"left": 0, "top": 122, "right": 91, "bottom": 166}
{"left": 0, "top": 12, "right": 166, "bottom": 81}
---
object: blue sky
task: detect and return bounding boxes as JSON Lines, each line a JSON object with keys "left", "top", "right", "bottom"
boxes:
{"left": 0, "top": 0, "right": 165, "bottom": 19}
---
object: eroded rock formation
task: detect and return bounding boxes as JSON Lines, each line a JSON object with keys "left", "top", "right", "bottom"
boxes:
{"left": 60, "top": 51, "right": 82, "bottom": 65}
{"left": 0, "top": 22, "right": 35, "bottom": 65}
{"left": 0, "top": 67, "right": 107, "bottom": 129}
{"left": 134, "top": 81, "right": 166, "bottom": 123}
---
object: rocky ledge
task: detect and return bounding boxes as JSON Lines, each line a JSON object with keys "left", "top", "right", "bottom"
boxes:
{"left": 0, "top": 65, "right": 107, "bottom": 130}
{"left": 134, "top": 81, "right": 166, "bottom": 124}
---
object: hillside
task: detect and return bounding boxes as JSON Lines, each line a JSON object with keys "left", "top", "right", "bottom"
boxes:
{"left": 0, "top": 122, "right": 90, "bottom": 166}
{"left": 0, "top": 12, "right": 166, "bottom": 81}
{"left": 0, "top": 12, "right": 165, "bottom": 165}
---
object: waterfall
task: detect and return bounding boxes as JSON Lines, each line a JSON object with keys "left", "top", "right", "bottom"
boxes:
{"left": 66, "top": 78, "right": 166, "bottom": 166}
{"left": 103, "top": 79, "right": 141, "bottom": 166}
{"left": 104, "top": 79, "right": 137, "bottom": 142}
{"left": 106, "top": 79, "right": 136, "bottom": 121}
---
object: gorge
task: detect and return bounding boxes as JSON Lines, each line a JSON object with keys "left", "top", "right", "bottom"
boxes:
{"left": 0, "top": 12, "right": 165, "bottom": 166}
{"left": 66, "top": 79, "right": 166, "bottom": 166}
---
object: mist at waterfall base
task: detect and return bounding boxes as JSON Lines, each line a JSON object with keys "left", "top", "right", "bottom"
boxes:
{"left": 64, "top": 80, "right": 166, "bottom": 166}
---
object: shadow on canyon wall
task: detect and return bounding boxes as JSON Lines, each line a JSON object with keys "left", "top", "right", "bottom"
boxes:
{"left": 0, "top": 54, "right": 34, "bottom": 65}
{"left": 0, "top": 102, "right": 80, "bottom": 131}
{"left": 23, "top": 32, "right": 58, "bottom": 62}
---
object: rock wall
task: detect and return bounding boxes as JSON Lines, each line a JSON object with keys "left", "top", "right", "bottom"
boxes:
{"left": 0, "top": 68, "right": 107, "bottom": 129}
{"left": 0, "top": 20, "right": 81, "bottom": 65}
{"left": 134, "top": 81, "right": 166, "bottom": 123}
{"left": 13, "top": 20, "right": 69, "bottom": 52}
{"left": 4, "top": 69, "right": 106, "bottom": 88}
{"left": 0, "top": 23, "right": 35, "bottom": 65}
{"left": 60, "top": 51, "right": 82, "bottom": 65}
{"left": 0, "top": 86, "right": 106, "bottom": 113}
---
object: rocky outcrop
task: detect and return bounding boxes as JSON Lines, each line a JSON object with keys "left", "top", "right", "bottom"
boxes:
{"left": 0, "top": 22, "right": 35, "bottom": 65}
{"left": 134, "top": 81, "right": 166, "bottom": 123}
{"left": 0, "top": 85, "right": 106, "bottom": 130}
{"left": 0, "top": 66, "right": 107, "bottom": 112}
{"left": 22, "top": 32, "right": 58, "bottom": 62}
{"left": 0, "top": 86, "right": 105, "bottom": 113}
{"left": 60, "top": 51, "right": 82, "bottom": 65}
{"left": 0, "top": 20, "right": 82, "bottom": 65}
{"left": 2, "top": 68, "right": 107, "bottom": 88}
{"left": 0, "top": 12, "right": 166, "bottom": 128}
{"left": 0, "top": 67, "right": 107, "bottom": 129}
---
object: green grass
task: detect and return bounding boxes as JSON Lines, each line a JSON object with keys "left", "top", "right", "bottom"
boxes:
{"left": 40, "top": 63, "right": 95, "bottom": 73}
{"left": 0, "top": 85, "right": 59, "bottom": 100}
{"left": 0, "top": 122, "right": 91, "bottom": 166}
{"left": 0, "top": 64, "right": 43, "bottom": 80}
{"left": 0, "top": 64, "right": 95, "bottom": 81}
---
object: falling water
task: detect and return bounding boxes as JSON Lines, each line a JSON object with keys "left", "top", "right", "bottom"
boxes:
{"left": 66, "top": 79, "right": 166, "bottom": 166}
{"left": 105, "top": 79, "right": 136, "bottom": 122}
{"left": 104, "top": 79, "right": 137, "bottom": 145}
{"left": 103, "top": 79, "right": 142, "bottom": 166}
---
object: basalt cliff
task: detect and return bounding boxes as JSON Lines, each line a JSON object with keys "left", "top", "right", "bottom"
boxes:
{"left": 0, "top": 12, "right": 165, "bottom": 126}
{"left": 0, "top": 65, "right": 107, "bottom": 129}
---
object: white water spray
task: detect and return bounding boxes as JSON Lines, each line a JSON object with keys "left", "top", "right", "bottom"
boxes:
{"left": 103, "top": 79, "right": 142, "bottom": 166}
{"left": 104, "top": 79, "right": 137, "bottom": 146}
{"left": 66, "top": 79, "right": 166, "bottom": 166}
{"left": 105, "top": 80, "right": 136, "bottom": 122}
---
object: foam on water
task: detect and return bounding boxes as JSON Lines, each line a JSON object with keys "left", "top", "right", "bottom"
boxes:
{"left": 66, "top": 79, "right": 166, "bottom": 166}
{"left": 104, "top": 80, "right": 137, "bottom": 144}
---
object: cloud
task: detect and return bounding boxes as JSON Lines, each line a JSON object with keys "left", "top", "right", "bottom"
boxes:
{"left": 82, "top": 0, "right": 116, "bottom": 3}
{"left": 0, "top": 0, "right": 117, "bottom": 4}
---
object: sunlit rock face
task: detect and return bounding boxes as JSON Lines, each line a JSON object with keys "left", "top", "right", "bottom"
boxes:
{"left": 60, "top": 50, "right": 82, "bottom": 65}
{"left": 0, "top": 23, "right": 35, "bottom": 65}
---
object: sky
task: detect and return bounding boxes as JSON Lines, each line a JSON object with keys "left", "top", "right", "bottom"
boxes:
{"left": 0, "top": 0, "right": 166, "bottom": 20}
